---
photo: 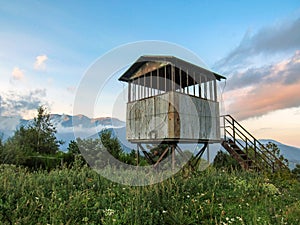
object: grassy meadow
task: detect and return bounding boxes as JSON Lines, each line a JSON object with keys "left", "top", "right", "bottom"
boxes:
{"left": 0, "top": 163, "right": 299, "bottom": 225}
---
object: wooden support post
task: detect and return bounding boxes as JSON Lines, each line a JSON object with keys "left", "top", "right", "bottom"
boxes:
{"left": 164, "top": 66, "right": 167, "bottom": 92}
{"left": 171, "top": 65, "right": 174, "bottom": 91}
{"left": 137, "top": 144, "right": 140, "bottom": 166}
{"left": 179, "top": 68, "right": 182, "bottom": 93}
{"left": 135, "top": 82, "right": 138, "bottom": 101}
{"left": 128, "top": 81, "right": 131, "bottom": 102}
{"left": 209, "top": 80, "right": 213, "bottom": 101}
{"left": 153, "top": 146, "right": 169, "bottom": 169}
{"left": 156, "top": 69, "right": 160, "bottom": 94}
{"left": 172, "top": 144, "right": 176, "bottom": 170}
{"left": 193, "top": 143, "right": 208, "bottom": 169}
{"left": 186, "top": 70, "right": 189, "bottom": 95}
{"left": 136, "top": 78, "right": 140, "bottom": 100}
{"left": 199, "top": 75, "right": 201, "bottom": 98}
{"left": 132, "top": 82, "right": 135, "bottom": 101}
{"left": 138, "top": 144, "right": 155, "bottom": 165}
{"left": 143, "top": 74, "right": 146, "bottom": 98}
{"left": 193, "top": 72, "right": 196, "bottom": 96}
{"left": 207, "top": 144, "right": 210, "bottom": 164}
{"left": 134, "top": 82, "right": 136, "bottom": 101}
{"left": 150, "top": 71, "right": 152, "bottom": 97}
{"left": 213, "top": 79, "right": 217, "bottom": 101}
{"left": 204, "top": 77, "right": 207, "bottom": 99}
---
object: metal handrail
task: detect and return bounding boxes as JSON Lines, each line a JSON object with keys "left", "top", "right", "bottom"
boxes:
{"left": 223, "top": 127, "right": 272, "bottom": 170}
{"left": 220, "top": 115, "right": 288, "bottom": 171}
{"left": 223, "top": 115, "right": 279, "bottom": 171}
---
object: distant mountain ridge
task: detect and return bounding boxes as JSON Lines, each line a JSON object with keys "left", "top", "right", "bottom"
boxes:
{"left": 49, "top": 114, "right": 125, "bottom": 128}
{"left": 0, "top": 114, "right": 125, "bottom": 129}
{"left": 0, "top": 114, "right": 125, "bottom": 149}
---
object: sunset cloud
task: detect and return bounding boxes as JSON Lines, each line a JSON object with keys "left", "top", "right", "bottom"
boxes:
{"left": 34, "top": 54, "right": 48, "bottom": 70}
{"left": 215, "top": 16, "right": 300, "bottom": 121}
{"left": 11, "top": 67, "right": 24, "bottom": 80}
{"left": 224, "top": 51, "right": 300, "bottom": 120}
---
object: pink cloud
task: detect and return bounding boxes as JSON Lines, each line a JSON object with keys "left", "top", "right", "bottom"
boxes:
{"left": 225, "top": 51, "right": 300, "bottom": 120}
{"left": 11, "top": 67, "right": 24, "bottom": 80}
{"left": 34, "top": 54, "right": 48, "bottom": 70}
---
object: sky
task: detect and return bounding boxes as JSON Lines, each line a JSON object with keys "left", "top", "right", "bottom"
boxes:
{"left": 0, "top": 0, "right": 300, "bottom": 147}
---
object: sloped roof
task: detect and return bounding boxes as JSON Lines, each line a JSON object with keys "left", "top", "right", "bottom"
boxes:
{"left": 118, "top": 55, "right": 226, "bottom": 83}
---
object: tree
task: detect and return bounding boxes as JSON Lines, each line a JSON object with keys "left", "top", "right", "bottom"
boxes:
{"left": 292, "top": 164, "right": 300, "bottom": 181}
{"left": 1, "top": 126, "right": 35, "bottom": 165}
{"left": 76, "top": 137, "right": 107, "bottom": 168}
{"left": 0, "top": 134, "right": 3, "bottom": 157}
{"left": 65, "top": 139, "right": 86, "bottom": 167}
{"left": 67, "top": 140, "right": 80, "bottom": 155}
{"left": 100, "top": 129, "right": 122, "bottom": 160}
{"left": 30, "top": 106, "right": 62, "bottom": 154}
{"left": 74, "top": 131, "right": 142, "bottom": 168}
{"left": 264, "top": 142, "right": 289, "bottom": 167}
{"left": 0, "top": 106, "right": 62, "bottom": 168}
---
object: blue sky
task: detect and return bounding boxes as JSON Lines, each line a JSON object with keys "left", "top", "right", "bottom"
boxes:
{"left": 1, "top": 0, "right": 300, "bottom": 146}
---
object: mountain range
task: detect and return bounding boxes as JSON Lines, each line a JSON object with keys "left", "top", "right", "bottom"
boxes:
{"left": 0, "top": 114, "right": 125, "bottom": 150}
{"left": 0, "top": 114, "right": 299, "bottom": 169}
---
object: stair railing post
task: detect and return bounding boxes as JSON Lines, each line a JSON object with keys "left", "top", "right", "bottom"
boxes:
{"left": 223, "top": 116, "right": 226, "bottom": 140}
{"left": 254, "top": 139, "right": 258, "bottom": 167}
{"left": 245, "top": 138, "right": 248, "bottom": 155}
{"left": 232, "top": 118, "right": 236, "bottom": 143}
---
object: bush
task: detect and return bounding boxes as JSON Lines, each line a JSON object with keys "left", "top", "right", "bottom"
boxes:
{"left": 213, "top": 150, "right": 241, "bottom": 171}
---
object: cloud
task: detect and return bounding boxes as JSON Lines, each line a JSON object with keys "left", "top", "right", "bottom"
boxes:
{"left": 215, "top": 16, "right": 300, "bottom": 120}
{"left": 0, "top": 89, "right": 48, "bottom": 117}
{"left": 226, "top": 51, "right": 300, "bottom": 90}
{"left": 224, "top": 51, "right": 300, "bottom": 120}
{"left": 34, "top": 54, "right": 48, "bottom": 70}
{"left": 11, "top": 67, "right": 25, "bottom": 80}
{"left": 215, "top": 17, "right": 300, "bottom": 70}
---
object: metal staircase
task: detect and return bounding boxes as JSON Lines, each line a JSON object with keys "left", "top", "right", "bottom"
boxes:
{"left": 220, "top": 115, "right": 289, "bottom": 172}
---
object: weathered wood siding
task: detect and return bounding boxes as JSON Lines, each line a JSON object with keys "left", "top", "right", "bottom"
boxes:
{"left": 127, "top": 91, "right": 220, "bottom": 143}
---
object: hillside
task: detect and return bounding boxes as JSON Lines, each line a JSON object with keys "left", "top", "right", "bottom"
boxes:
{"left": 0, "top": 164, "right": 299, "bottom": 224}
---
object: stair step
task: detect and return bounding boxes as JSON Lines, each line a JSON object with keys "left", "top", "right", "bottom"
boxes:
{"left": 222, "top": 134, "right": 288, "bottom": 172}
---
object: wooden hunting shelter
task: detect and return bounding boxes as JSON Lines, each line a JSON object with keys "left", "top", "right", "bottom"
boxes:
{"left": 119, "top": 55, "right": 226, "bottom": 144}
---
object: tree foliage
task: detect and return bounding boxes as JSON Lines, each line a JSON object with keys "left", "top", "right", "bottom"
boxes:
{"left": 71, "top": 130, "right": 148, "bottom": 167}
{"left": 0, "top": 106, "right": 64, "bottom": 169}
{"left": 292, "top": 164, "right": 300, "bottom": 181}
{"left": 67, "top": 140, "right": 80, "bottom": 155}
{"left": 100, "top": 129, "right": 122, "bottom": 160}
{"left": 213, "top": 150, "right": 241, "bottom": 171}
{"left": 264, "top": 142, "right": 289, "bottom": 166}
{"left": 31, "top": 106, "right": 62, "bottom": 154}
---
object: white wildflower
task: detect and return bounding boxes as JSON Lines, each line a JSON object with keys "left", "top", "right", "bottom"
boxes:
{"left": 104, "top": 208, "right": 115, "bottom": 216}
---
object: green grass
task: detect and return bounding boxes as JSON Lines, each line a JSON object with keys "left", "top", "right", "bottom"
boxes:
{"left": 0, "top": 164, "right": 299, "bottom": 225}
